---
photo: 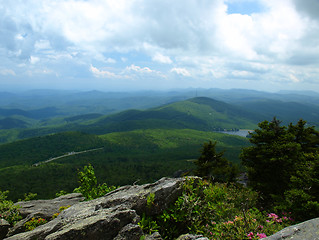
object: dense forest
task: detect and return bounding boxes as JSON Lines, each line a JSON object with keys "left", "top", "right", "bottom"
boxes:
{"left": 0, "top": 129, "right": 250, "bottom": 200}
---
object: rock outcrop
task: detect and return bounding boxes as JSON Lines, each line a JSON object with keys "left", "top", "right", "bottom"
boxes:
{"left": 15, "top": 193, "right": 85, "bottom": 219}
{"left": 4, "top": 177, "right": 185, "bottom": 240}
{"left": 176, "top": 234, "right": 209, "bottom": 240}
{"left": 264, "top": 217, "right": 319, "bottom": 240}
{"left": 4, "top": 177, "right": 318, "bottom": 240}
{"left": 0, "top": 219, "right": 10, "bottom": 240}
{"left": 6, "top": 193, "right": 84, "bottom": 237}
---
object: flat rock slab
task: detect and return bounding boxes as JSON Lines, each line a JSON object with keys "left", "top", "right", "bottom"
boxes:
{"left": 265, "top": 217, "right": 319, "bottom": 240}
{"left": 6, "top": 193, "right": 85, "bottom": 237}
{"left": 15, "top": 193, "right": 85, "bottom": 219}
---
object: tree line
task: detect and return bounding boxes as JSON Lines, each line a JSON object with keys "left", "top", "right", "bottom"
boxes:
{"left": 195, "top": 117, "right": 319, "bottom": 221}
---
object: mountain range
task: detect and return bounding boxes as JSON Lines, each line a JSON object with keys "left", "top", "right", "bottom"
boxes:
{"left": 0, "top": 88, "right": 318, "bottom": 200}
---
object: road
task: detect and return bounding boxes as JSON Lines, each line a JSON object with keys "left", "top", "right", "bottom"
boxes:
{"left": 32, "top": 147, "right": 104, "bottom": 166}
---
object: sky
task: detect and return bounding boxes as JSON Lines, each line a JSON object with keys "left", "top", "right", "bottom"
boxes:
{"left": 1, "top": 0, "right": 319, "bottom": 92}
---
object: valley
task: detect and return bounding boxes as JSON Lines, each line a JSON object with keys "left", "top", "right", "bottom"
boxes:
{"left": 0, "top": 88, "right": 318, "bottom": 201}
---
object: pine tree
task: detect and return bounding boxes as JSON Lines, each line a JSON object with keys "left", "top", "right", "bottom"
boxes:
{"left": 241, "top": 118, "right": 319, "bottom": 219}
{"left": 194, "top": 141, "right": 231, "bottom": 182}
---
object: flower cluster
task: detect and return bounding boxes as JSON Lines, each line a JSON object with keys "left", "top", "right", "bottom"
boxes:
{"left": 267, "top": 212, "right": 294, "bottom": 224}
{"left": 204, "top": 210, "right": 294, "bottom": 240}
{"left": 24, "top": 217, "right": 47, "bottom": 231}
{"left": 267, "top": 213, "right": 281, "bottom": 222}
{"left": 247, "top": 231, "right": 267, "bottom": 239}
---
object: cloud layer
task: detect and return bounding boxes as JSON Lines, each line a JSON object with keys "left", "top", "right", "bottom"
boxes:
{"left": 0, "top": 0, "right": 319, "bottom": 91}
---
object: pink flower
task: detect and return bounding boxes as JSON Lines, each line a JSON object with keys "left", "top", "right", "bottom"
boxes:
{"left": 247, "top": 232, "right": 254, "bottom": 239}
{"left": 257, "top": 233, "right": 267, "bottom": 239}
{"left": 268, "top": 213, "right": 279, "bottom": 219}
{"left": 276, "top": 218, "right": 282, "bottom": 223}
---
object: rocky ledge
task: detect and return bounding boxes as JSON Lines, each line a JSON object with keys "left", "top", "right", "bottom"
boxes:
{"left": 2, "top": 177, "right": 191, "bottom": 240}
{"left": 264, "top": 217, "right": 319, "bottom": 240}
{"left": 1, "top": 177, "right": 318, "bottom": 240}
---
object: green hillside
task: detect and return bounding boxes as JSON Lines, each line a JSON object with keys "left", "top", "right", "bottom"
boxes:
{"left": 88, "top": 97, "right": 258, "bottom": 133}
{"left": 0, "top": 96, "right": 255, "bottom": 201}
{"left": 0, "top": 97, "right": 259, "bottom": 143}
{"left": 0, "top": 117, "right": 28, "bottom": 129}
{"left": 0, "top": 132, "right": 105, "bottom": 168}
{"left": 0, "top": 129, "right": 249, "bottom": 200}
{"left": 237, "top": 99, "right": 319, "bottom": 126}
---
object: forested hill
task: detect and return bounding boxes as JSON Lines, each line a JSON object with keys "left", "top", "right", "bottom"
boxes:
{"left": 0, "top": 129, "right": 250, "bottom": 200}
{"left": 236, "top": 99, "right": 319, "bottom": 125}
{"left": 0, "top": 92, "right": 318, "bottom": 201}
{"left": 3, "top": 97, "right": 260, "bottom": 142}
{"left": 2, "top": 89, "right": 319, "bottom": 143}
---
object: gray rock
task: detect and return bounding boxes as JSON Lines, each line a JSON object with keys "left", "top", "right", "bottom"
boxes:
{"left": 6, "top": 193, "right": 84, "bottom": 237}
{"left": 15, "top": 193, "right": 84, "bottom": 219}
{"left": 7, "top": 212, "right": 48, "bottom": 237}
{"left": 0, "top": 219, "right": 10, "bottom": 240}
{"left": 144, "top": 232, "right": 163, "bottom": 240}
{"left": 264, "top": 217, "right": 319, "bottom": 240}
{"left": 114, "top": 223, "right": 143, "bottom": 240}
{"left": 5, "top": 177, "right": 185, "bottom": 240}
{"left": 176, "top": 234, "right": 209, "bottom": 240}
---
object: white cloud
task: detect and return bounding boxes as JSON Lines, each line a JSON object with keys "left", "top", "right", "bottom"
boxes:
{"left": 90, "top": 65, "right": 118, "bottom": 78}
{"left": 34, "top": 40, "right": 51, "bottom": 51}
{"left": 1, "top": 0, "right": 319, "bottom": 91}
{"left": 170, "top": 67, "right": 191, "bottom": 77}
{"left": 232, "top": 70, "right": 254, "bottom": 78}
{"left": 126, "top": 64, "right": 154, "bottom": 73}
{"left": 30, "top": 56, "right": 40, "bottom": 64}
{"left": 106, "top": 58, "right": 116, "bottom": 64}
{"left": 152, "top": 53, "right": 172, "bottom": 64}
{"left": 289, "top": 73, "right": 300, "bottom": 83}
{"left": 0, "top": 68, "right": 16, "bottom": 76}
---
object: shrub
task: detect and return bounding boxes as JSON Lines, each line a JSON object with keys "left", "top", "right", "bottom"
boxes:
{"left": 0, "top": 190, "right": 21, "bottom": 225}
{"left": 24, "top": 217, "right": 47, "bottom": 231}
{"left": 205, "top": 210, "right": 293, "bottom": 239}
{"left": 21, "top": 192, "right": 38, "bottom": 201}
{"left": 52, "top": 205, "right": 71, "bottom": 219}
{"left": 55, "top": 190, "right": 68, "bottom": 197}
{"left": 73, "top": 164, "right": 117, "bottom": 200}
{"left": 140, "top": 178, "right": 294, "bottom": 240}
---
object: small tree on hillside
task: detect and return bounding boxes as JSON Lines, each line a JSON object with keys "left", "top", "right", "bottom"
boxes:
{"left": 194, "top": 141, "right": 233, "bottom": 182}
{"left": 74, "top": 164, "right": 116, "bottom": 200}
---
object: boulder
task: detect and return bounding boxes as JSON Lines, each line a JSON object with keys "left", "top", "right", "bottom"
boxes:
{"left": 176, "top": 234, "right": 209, "bottom": 240}
{"left": 15, "top": 193, "right": 84, "bottom": 219}
{"left": 0, "top": 219, "right": 10, "bottom": 240}
{"left": 7, "top": 193, "right": 84, "bottom": 237}
{"left": 144, "top": 232, "right": 163, "bottom": 240}
{"left": 264, "top": 217, "right": 319, "bottom": 240}
{"left": 5, "top": 177, "right": 185, "bottom": 240}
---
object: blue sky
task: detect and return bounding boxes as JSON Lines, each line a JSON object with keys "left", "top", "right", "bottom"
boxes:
{"left": 1, "top": 0, "right": 319, "bottom": 92}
